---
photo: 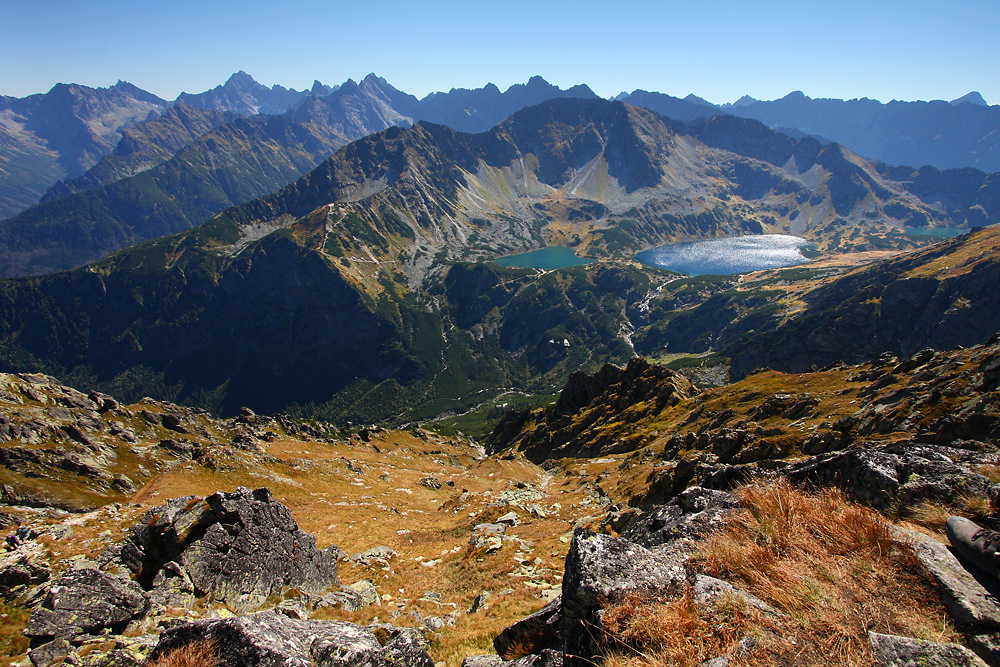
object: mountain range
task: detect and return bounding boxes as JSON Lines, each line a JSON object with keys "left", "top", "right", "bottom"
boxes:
{"left": 1, "top": 98, "right": 998, "bottom": 425}
{"left": 4, "top": 72, "right": 999, "bottom": 228}
{"left": 0, "top": 74, "right": 608, "bottom": 276}
{"left": 623, "top": 89, "right": 1000, "bottom": 174}
{"left": 0, "top": 73, "right": 599, "bottom": 223}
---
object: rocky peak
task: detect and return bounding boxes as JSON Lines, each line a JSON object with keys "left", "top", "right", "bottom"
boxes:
{"left": 950, "top": 91, "right": 989, "bottom": 107}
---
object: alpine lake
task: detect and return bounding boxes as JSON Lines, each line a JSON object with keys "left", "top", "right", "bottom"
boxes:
{"left": 636, "top": 234, "right": 814, "bottom": 276}
{"left": 494, "top": 229, "right": 969, "bottom": 276}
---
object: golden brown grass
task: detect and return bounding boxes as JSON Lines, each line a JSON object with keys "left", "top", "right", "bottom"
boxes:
{"left": 975, "top": 464, "right": 1000, "bottom": 484}
{"left": 902, "top": 491, "right": 998, "bottom": 532}
{"left": 148, "top": 640, "right": 218, "bottom": 667}
{"left": 603, "top": 589, "right": 778, "bottom": 667}
{"left": 601, "top": 480, "right": 959, "bottom": 667}
{"left": 128, "top": 431, "right": 581, "bottom": 667}
{"left": 0, "top": 599, "right": 30, "bottom": 659}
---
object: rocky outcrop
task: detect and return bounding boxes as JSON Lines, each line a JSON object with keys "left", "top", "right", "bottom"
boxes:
{"left": 488, "top": 359, "right": 696, "bottom": 462}
{"left": 0, "top": 548, "right": 50, "bottom": 600}
{"left": 782, "top": 443, "right": 1000, "bottom": 511}
{"left": 120, "top": 487, "right": 339, "bottom": 612}
{"left": 24, "top": 567, "right": 149, "bottom": 662}
{"left": 494, "top": 597, "right": 562, "bottom": 659}
{"left": 148, "top": 611, "right": 434, "bottom": 667}
{"left": 870, "top": 632, "right": 989, "bottom": 667}
{"left": 495, "top": 487, "right": 730, "bottom": 667}
{"left": 620, "top": 486, "right": 736, "bottom": 547}
{"left": 561, "top": 530, "right": 687, "bottom": 666}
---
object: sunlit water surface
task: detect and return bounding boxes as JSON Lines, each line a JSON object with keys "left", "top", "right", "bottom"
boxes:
{"left": 636, "top": 235, "right": 812, "bottom": 276}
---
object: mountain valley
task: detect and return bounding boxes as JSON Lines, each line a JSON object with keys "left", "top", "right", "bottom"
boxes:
{"left": 2, "top": 69, "right": 1000, "bottom": 667}
{"left": 1, "top": 98, "right": 998, "bottom": 428}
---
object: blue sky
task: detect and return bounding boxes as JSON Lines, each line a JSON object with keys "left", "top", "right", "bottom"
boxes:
{"left": 2, "top": 0, "right": 997, "bottom": 104}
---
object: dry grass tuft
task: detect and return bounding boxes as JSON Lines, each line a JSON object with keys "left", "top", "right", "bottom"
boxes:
{"left": 602, "top": 480, "right": 959, "bottom": 667}
{"left": 975, "top": 464, "right": 1000, "bottom": 484}
{"left": 901, "top": 491, "right": 998, "bottom": 532}
{"left": 148, "top": 640, "right": 218, "bottom": 667}
{"left": 602, "top": 589, "right": 774, "bottom": 667}
{"left": 905, "top": 501, "right": 953, "bottom": 531}
{"left": 0, "top": 598, "right": 30, "bottom": 659}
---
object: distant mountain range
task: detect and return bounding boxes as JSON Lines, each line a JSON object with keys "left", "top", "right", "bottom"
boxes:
{"left": 3, "top": 72, "right": 998, "bottom": 226}
{"left": 625, "top": 89, "right": 1000, "bottom": 174}
{"left": 0, "top": 74, "right": 603, "bottom": 276}
{"left": 0, "top": 81, "right": 168, "bottom": 219}
{"left": 1, "top": 98, "right": 998, "bottom": 421}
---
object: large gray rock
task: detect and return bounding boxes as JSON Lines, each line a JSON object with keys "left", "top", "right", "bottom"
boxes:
{"left": 494, "top": 596, "right": 561, "bottom": 659}
{"left": 561, "top": 530, "right": 686, "bottom": 667}
{"left": 890, "top": 525, "right": 1000, "bottom": 628}
{"left": 499, "top": 650, "right": 563, "bottom": 667}
{"left": 0, "top": 550, "right": 50, "bottom": 599}
{"left": 24, "top": 568, "right": 149, "bottom": 642}
{"left": 462, "top": 656, "right": 502, "bottom": 667}
{"left": 782, "top": 444, "right": 999, "bottom": 511}
{"left": 691, "top": 575, "right": 784, "bottom": 620}
{"left": 120, "top": 487, "right": 338, "bottom": 612}
{"left": 28, "top": 638, "right": 71, "bottom": 667}
{"left": 869, "top": 632, "right": 989, "bottom": 666}
{"left": 149, "top": 611, "right": 434, "bottom": 667}
{"left": 620, "top": 487, "right": 735, "bottom": 548}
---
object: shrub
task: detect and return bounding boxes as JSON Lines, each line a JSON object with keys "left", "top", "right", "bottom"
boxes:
{"left": 148, "top": 640, "right": 217, "bottom": 667}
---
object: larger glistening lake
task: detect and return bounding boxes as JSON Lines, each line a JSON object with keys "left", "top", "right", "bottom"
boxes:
{"left": 636, "top": 235, "right": 812, "bottom": 276}
{"left": 494, "top": 247, "right": 596, "bottom": 269}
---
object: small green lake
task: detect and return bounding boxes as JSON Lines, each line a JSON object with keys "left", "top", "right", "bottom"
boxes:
{"left": 493, "top": 247, "right": 596, "bottom": 269}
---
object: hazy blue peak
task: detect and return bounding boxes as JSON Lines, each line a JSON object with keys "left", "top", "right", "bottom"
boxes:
{"left": 950, "top": 91, "right": 988, "bottom": 106}
{"left": 226, "top": 71, "right": 257, "bottom": 85}
{"left": 683, "top": 93, "right": 712, "bottom": 106}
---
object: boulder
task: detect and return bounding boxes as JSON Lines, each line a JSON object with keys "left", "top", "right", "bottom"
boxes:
{"left": 24, "top": 568, "right": 149, "bottom": 642}
{"left": 352, "top": 546, "right": 397, "bottom": 567}
{"left": 494, "top": 596, "right": 561, "bottom": 659}
{"left": 28, "top": 638, "right": 71, "bottom": 667}
{"left": 869, "top": 632, "right": 988, "bottom": 667}
{"left": 620, "top": 487, "right": 735, "bottom": 549}
{"left": 782, "top": 449, "right": 901, "bottom": 509}
{"left": 149, "top": 612, "right": 434, "bottom": 667}
{"left": 149, "top": 560, "right": 197, "bottom": 609}
{"left": 419, "top": 475, "right": 442, "bottom": 490}
{"left": 500, "top": 650, "right": 564, "bottom": 667}
{"left": 463, "top": 656, "right": 502, "bottom": 667}
{"left": 692, "top": 575, "right": 784, "bottom": 620}
{"left": 783, "top": 444, "right": 1000, "bottom": 511}
{"left": 561, "top": 530, "right": 686, "bottom": 666}
{"left": 470, "top": 523, "right": 507, "bottom": 552}
{"left": 889, "top": 525, "right": 1000, "bottom": 628}
{"left": 0, "top": 550, "right": 50, "bottom": 599}
{"left": 120, "top": 487, "right": 338, "bottom": 613}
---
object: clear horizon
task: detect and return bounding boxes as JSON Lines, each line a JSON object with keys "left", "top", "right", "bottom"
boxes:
{"left": 2, "top": 0, "right": 998, "bottom": 106}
